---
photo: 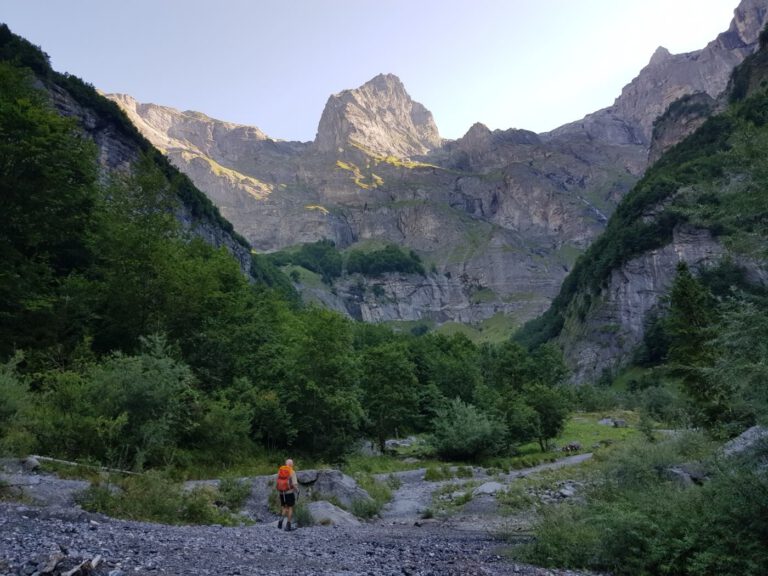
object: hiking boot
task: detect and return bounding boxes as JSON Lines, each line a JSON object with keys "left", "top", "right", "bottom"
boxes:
{"left": 277, "top": 518, "right": 283, "bottom": 529}
{"left": 285, "top": 521, "right": 292, "bottom": 532}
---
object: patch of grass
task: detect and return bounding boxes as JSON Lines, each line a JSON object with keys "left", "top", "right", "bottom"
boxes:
{"left": 38, "top": 459, "right": 111, "bottom": 482}
{"left": 0, "top": 479, "right": 21, "bottom": 502}
{"left": 353, "top": 472, "right": 393, "bottom": 516}
{"left": 431, "top": 480, "right": 479, "bottom": 513}
{"left": 217, "top": 478, "right": 251, "bottom": 511}
{"left": 385, "top": 473, "right": 402, "bottom": 490}
{"left": 471, "top": 287, "right": 497, "bottom": 304}
{"left": 172, "top": 453, "right": 293, "bottom": 481}
{"left": 434, "top": 313, "right": 520, "bottom": 345}
{"left": 77, "top": 472, "right": 247, "bottom": 526}
{"left": 497, "top": 483, "right": 535, "bottom": 513}
{"left": 455, "top": 466, "right": 474, "bottom": 479}
{"left": 293, "top": 501, "right": 314, "bottom": 527}
{"left": 424, "top": 465, "right": 453, "bottom": 481}
{"left": 350, "top": 497, "right": 380, "bottom": 519}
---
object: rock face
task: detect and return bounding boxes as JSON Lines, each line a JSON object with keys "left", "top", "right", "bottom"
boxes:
{"left": 106, "top": 0, "right": 768, "bottom": 329}
{"left": 561, "top": 226, "right": 729, "bottom": 383}
{"left": 648, "top": 92, "right": 718, "bottom": 165}
{"left": 314, "top": 73, "right": 442, "bottom": 157}
{"left": 47, "top": 88, "right": 252, "bottom": 274}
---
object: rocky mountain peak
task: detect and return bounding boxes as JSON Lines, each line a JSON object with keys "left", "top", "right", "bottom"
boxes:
{"left": 649, "top": 46, "right": 672, "bottom": 66}
{"left": 730, "top": 0, "right": 768, "bottom": 45}
{"left": 610, "top": 0, "right": 768, "bottom": 144}
{"left": 314, "top": 73, "right": 441, "bottom": 158}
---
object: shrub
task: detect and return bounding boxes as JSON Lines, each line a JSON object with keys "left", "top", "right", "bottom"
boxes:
{"left": 218, "top": 478, "right": 251, "bottom": 511}
{"left": 77, "top": 472, "right": 242, "bottom": 526}
{"left": 516, "top": 433, "right": 768, "bottom": 576}
{"left": 293, "top": 501, "right": 314, "bottom": 527}
{"left": 424, "top": 466, "right": 452, "bottom": 481}
{"left": 431, "top": 398, "right": 507, "bottom": 461}
{"left": 350, "top": 497, "right": 380, "bottom": 519}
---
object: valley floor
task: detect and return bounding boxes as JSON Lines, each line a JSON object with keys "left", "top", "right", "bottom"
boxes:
{"left": 0, "top": 501, "right": 595, "bottom": 576}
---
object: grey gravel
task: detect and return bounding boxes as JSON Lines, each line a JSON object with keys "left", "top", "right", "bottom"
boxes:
{"left": 0, "top": 454, "right": 600, "bottom": 576}
{"left": 0, "top": 501, "right": 597, "bottom": 576}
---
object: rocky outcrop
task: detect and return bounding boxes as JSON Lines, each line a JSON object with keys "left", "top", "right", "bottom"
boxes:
{"left": 648, "top": 92, "right": 718, "bottom": 165}
{"left": 314, "top": 73, "right": 441, "bottom": 157}
{"left": 560, "top": 226, "right": 729, "bottom": 383}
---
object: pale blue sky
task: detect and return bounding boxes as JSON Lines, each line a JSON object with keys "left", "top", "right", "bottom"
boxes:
{"left": 2, "top": 0, "right": 740, "bottom": 141}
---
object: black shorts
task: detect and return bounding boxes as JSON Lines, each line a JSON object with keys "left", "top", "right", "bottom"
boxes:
{"left": 279, "top": 492, "right": 296, "bottom": 507}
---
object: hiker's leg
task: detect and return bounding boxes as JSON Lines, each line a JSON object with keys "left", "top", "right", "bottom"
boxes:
{"left": 287, "top": 505, "right": 293, "bottom": 523}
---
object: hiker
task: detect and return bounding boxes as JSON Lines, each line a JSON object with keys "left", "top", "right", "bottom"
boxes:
{"left": 276, "top": 458, "right": 299, "bottom": 531}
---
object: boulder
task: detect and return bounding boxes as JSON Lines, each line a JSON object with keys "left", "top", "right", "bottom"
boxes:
{"left": 663, "top": 465, "right": 706, "bottom": 487}
{"left": 296, "top": 469, "right": 373, "bottom": 508}
{"left": 306, "top": 501, "right": 361, "bottom": 527}
{"left": 472, "top": 482, "right": 505, "bottom": 496}
{"left": 21, "top": 456, "right": 41, "bottom": 472}
{"left": 562, "top": 441, "right": 582, "bottom": 453}
{"left": 722, "top": 426, "right": 768, "bottom": 457}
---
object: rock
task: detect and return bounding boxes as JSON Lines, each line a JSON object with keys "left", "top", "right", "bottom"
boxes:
{"left": 306, "top": 501, "right": 361, "bottom": 527}
{"left": 562, "top": 441, "right": 582, "bottom": 453}
{"left": 384, "top": 436, "right": 420, "bottom": 453}
{"left": 558, "top": 486, "right": 576, "bottom": 498}
{"left": 722, "top": 425, "right": 768, "bottom": 457}
{"left": 21, "top": 456, "right": 40, "bottom": 472}
{"left": 562, "top": 225, "right": 730, "bottom": 383}
{"left": 598, "top": 418, "right": 614, "bottom": 426}
{"left": 472, "top": 482, "right": 504, "bottom": 496}
{"left": 613, "top": 420, "right": 627, "bottom": 429}
{"left": 663, "top": 466, "right": 698, "bottom": 487}
{"left": 296, "top": 469, "right": 374, "bottom": 509}
{"left": 39, "top": 552, "right": 64, "bottom": 574}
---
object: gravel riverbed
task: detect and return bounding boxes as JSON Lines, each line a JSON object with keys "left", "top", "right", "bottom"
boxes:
{"left": 0, "top": 502, "right": 594, "bottom": 576}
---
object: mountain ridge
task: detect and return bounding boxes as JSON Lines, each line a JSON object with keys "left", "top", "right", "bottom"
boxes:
{"left": 105, "top": 0, "right": 768, "bottom": 333}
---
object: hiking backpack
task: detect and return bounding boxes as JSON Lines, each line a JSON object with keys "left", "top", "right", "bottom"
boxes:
{"left": 276, "top": 465, "right": 293, "bottom": 492}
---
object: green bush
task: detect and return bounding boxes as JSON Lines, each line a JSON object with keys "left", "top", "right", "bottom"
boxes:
{"left": 218, "top": 478, "right": 251, "bottom": 511}
{"left": 0, "top": 355, "right": 35, "bottom": 455}
{"left": 424, "top": 466, "right": 452, "bottom": 481}
{"left": 293, "top": 501, "right": 314, "bottom": 527}
{"left": 350, "top": 497, "right": 380, "bottom": 519}
{"left": 346, "top": 244, "right": 425, "bottom": 276}
{"left": 431, "top": 398, "right": 507, "bottom": 461}
{"left": 516, "top": 433, "right": 768, "bottom": 576}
